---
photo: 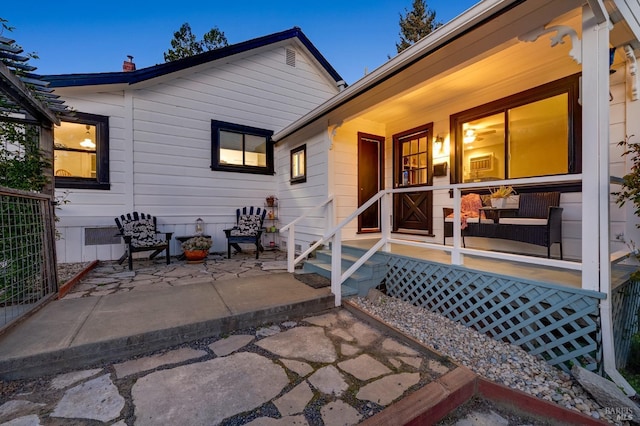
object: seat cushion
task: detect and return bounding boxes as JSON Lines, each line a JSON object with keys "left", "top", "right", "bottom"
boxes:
{"left": 230, "top": 215, "right": 262, "bottom": 237}
{"left": 498, "top": 217, "right": 548, "bottom": 226}
{"left": 120, "top": 218, "right": 159, "bottom": 245}
{"left": 466, "top": 217, "right": 494, "bottom": 224}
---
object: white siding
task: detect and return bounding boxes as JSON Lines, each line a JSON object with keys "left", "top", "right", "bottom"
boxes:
{"left": 276, "top": 123, "right": 331, "bottom": 253}
{"left": 54, "top": 42, "right": 339, "bottom": 262}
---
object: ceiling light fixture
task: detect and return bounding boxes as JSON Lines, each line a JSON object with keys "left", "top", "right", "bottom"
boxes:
{"left": 79, "top": 125, "right": 96, "bottom": 149}
{"left": 463, "top": 128, "right": 476, "bottom": 144}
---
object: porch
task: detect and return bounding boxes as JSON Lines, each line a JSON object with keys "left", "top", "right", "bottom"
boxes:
{"left": 341, "top": 238, "right": 635, "bottom": 291}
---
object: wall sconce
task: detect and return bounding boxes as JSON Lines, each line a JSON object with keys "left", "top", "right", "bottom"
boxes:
{"left": 195, "top": 218, "right": 204, "bottom": 235}
{"left": 433, "top": 135, "right": 444, "bottom": 154}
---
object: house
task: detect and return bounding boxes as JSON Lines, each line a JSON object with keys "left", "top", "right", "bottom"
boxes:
{"left": 48, "top": 0, "right": 640, "bottom": 390}
{"left": 271, "top": 0, "right": 640, "bottom": 390}
{"left": 46, "top": 27, "right": 344, "bottom": 263}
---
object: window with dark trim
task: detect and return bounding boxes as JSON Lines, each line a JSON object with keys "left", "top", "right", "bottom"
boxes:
{"left": 54, "top": 112, "right": 110, "bottom": 190}
{"left": 211, "top": 120, "right": 274, "bottom": 175}
{"left": 290, "top": 144, "right": 306, "bottom": 184}
{"left": 450, "top": 74, "right": 581, "bottom": 185}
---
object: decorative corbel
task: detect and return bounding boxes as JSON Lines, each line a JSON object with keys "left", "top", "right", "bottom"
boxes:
{"left": 328, "top": 121, "right": 343, "bottom": 150}
{"left": 519, "top": 25, "right": 582, "bottom": 64}
{"left": 624, "top": 45, "right": 638, "bottom": 101}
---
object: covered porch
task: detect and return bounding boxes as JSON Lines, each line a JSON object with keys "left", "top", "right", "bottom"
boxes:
{"left": 275, "top": 0, "right": 640, "bottom": 393}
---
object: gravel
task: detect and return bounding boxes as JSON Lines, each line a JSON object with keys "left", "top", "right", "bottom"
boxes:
{"left": 351, "top": 294, "right": 624, "bottom": 425}
{"left": 57, "top": 262, "right": 93, "bottom": 285}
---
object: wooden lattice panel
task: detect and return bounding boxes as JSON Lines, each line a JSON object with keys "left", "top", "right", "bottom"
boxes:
{"left": 385, "top": 255, "right": 605, "bottom": 373}
{"left": 611, "top": 279, "right": 640, "bottom": 369}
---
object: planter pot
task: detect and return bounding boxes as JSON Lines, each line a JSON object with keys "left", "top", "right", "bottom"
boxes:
{"left": 183, "top": 249, "right": 209, "bottom": 263}
{"left": 491, "top": 198, "right": 506, "bottom": 208}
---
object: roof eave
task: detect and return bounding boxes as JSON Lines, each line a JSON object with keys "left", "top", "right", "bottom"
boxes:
{"left": 272, "top": 0, "right": 521, "bottom": 143}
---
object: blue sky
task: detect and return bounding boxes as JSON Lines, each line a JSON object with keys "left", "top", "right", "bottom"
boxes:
{"left": 2, "top": 1, "right": 478, "bottom": 85}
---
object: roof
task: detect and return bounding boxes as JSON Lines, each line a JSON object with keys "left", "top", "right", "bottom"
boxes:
{"left": 272, "top": 0, "right": 620, "bottom": 143}
{"left": 42, "top": 27, "right": 344, "bottom": 88}
{"left": 272, "top": 0, "right": 521, "bottom": 142}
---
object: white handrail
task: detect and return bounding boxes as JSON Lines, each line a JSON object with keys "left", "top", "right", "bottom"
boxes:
{"left": 323, "top": 190, "right": 387, "bottom": 240}
{"left": 281, "top": 195, "right": 334, "bottom": 273}
{"left": 280, "top": 195, "right": 334, "bottom": 232}
{"left": 283, "top": 174, "right": 585, "bottom": 306}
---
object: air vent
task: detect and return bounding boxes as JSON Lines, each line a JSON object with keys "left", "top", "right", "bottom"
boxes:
{"left": 84, "top": 227, "right": 121, "bottom": 246}
{"left": 286, "top": 48, "right": 296, "bottom": 67}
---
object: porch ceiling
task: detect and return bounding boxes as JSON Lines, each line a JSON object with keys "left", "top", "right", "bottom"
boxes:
{"left": 351, "top": 5, "right": 585, "bottom": 128}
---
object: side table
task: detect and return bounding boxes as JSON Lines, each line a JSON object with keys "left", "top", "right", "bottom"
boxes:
{"left": 176, "top": 235, "right": 211, "bottom": 260}
{"left": 478, "top": 207, "right": 519, "bottom": 223}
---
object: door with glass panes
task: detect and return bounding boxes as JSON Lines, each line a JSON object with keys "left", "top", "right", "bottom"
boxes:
{"left": 393, "top": 124, "right": 433, "bottom": 234}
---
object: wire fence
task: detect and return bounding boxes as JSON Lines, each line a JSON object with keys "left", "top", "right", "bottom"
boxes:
{"left": 0, "top": 187, "right": 57, "bottom": 331}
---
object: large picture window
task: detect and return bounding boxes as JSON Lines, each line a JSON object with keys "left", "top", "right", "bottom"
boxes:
{"left": 54, "top": 112, "right": 109, "bottom": 190}
{"left": 211, "top": 120, "right": 274, "bottom": 174}
{"left": 451, "top": 74, "right": 581, "bottom": 184}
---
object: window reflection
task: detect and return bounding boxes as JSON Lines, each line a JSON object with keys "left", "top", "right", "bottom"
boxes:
{"left": 54, "top": 122, "right": 97, "bottom": 178}
{"left": 460, "top": 94, "right": 568, "bottom": 182}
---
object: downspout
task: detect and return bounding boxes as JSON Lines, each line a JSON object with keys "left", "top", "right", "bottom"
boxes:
{"left": 603, "top": 44, "right": 638, "bottom": 397}
{"left": 603, "top": 46, "right": 638, "bottom": 398}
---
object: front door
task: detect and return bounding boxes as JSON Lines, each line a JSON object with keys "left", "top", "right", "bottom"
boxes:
{"left": 393, "top": 124, "right": 433, "bottom": 234}
{"left": 358, "top": 133, "right": 384, "bottom": 232}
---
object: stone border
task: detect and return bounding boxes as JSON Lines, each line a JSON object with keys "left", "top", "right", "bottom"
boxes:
{"left": 343, "top": 299, "right": 608, "bottom": 426}
{"left": 57, "top": 260, "right": 99, "bottom": 299}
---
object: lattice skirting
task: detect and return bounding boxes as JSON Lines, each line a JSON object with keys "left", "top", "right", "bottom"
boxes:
{"left": 384, "top": 255, "right": 606, "bottom": 373}
{"left": 612, "top": 279, "right": 640, "bottom": 369}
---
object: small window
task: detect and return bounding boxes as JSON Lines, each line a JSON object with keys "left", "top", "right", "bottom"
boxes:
{"left": 290, "top": 144, "right": 306, "bottom": 184}
{"left": 211, "top": 120, "right": 274, "bottom": 175}
{"left": 54, "top": 112, "right": 109, "bottom": 190}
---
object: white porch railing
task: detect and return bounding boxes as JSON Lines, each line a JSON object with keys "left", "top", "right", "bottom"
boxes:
{"left": 281, "top": 175, "right": 584, "bottom": 306}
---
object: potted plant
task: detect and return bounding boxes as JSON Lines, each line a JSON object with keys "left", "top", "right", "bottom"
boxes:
{"left": 181, "top": 236, "right": 213, "bottom": 263}
{"left": 489, "top": 185, "right": 515, "bottom": 208}
{"left": 266, "top": 195, "right": 278, "bottom": 207}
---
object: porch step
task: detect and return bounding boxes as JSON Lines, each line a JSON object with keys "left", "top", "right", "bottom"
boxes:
{"left": 314, "top": 251, "right": 387, "bottom": 277}
{"left": 303, "top": 246, "right": 386, "bottom": 297}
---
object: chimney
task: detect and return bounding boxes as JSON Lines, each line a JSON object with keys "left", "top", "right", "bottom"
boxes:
{"left": 122, "top": 55, "right": 136, "bottom": 72}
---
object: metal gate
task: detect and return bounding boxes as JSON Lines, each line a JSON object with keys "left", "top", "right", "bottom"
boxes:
{"left": 0, "top": 187, "right": 58, "bottom": 331}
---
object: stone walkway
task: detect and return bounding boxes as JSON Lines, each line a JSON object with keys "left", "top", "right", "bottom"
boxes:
{"left": 0, "top": 309, "right": 456, "bottom": 425}
{"left": 61, "top": 250, "right": 290, "bottom": 299}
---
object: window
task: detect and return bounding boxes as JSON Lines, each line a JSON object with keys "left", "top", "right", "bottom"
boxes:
{"left": 211, "top": 120, "right": 274, "bottom": 175}
{"left": 290, "top": 144, "right": 306, "bottom": 184}
{"left": 395, "top": 125, "right": 432, "bottom": 187}
{"left": 451, "top": 74, "right": 581, "bottom": 184}
{"left": 54, "top": 112, "right": 109, "bottom": 190}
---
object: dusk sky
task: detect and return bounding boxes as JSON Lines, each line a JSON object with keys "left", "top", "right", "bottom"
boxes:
{"left": 3, "top": 1, "right": 478, "bottom": 85}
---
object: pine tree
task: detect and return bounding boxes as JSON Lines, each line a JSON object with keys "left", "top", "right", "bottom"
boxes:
{"left": 164, "top": 23, "right": 228, "bottom": 62}
{"left": 396, "top": 0, "right": 440, "bottom": 54}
